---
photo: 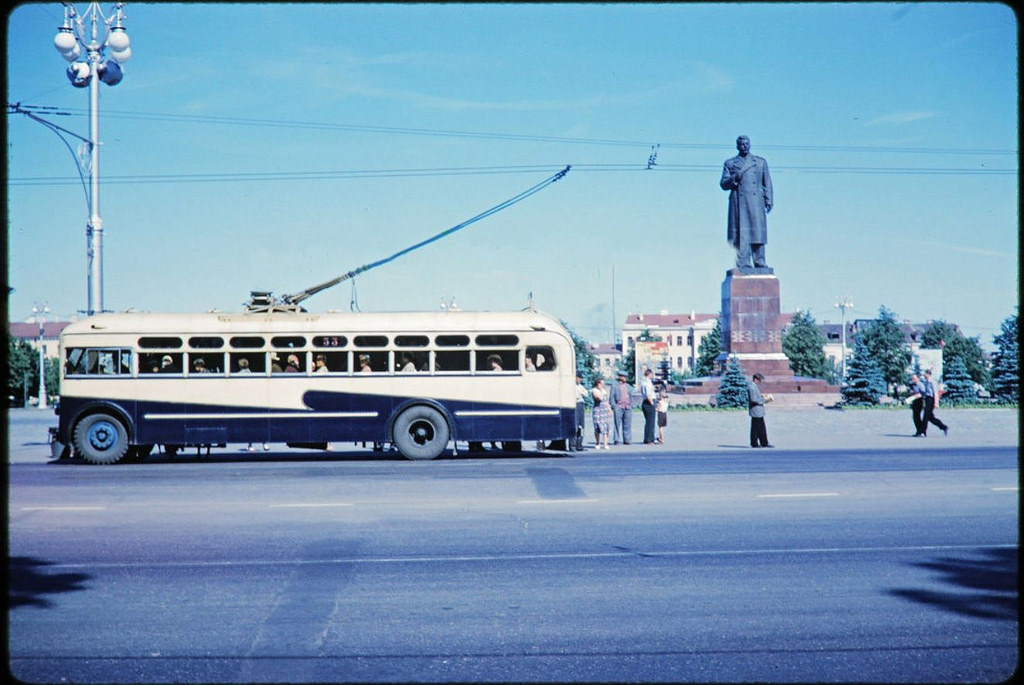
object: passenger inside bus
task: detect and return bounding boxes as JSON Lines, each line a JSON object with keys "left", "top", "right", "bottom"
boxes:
{"left": 236, "top": 358, "right": 252, "bottom": 373}
{"left": 359, "top": 354, "right": 372, "bottom": 373}
{"left": 192, "top": 358, "right": 210, "bottom": 373}
{"left": 313, "top": 355, "right": 329, "bottom": 373}
{"left": 398, "top": 353, "right": 417, "bottom": 373}
{"left": 285, "top": 354, "right": 301, "bottom": 373}
{"left": 487, "top": 354, "right": 503, "bottom": 371}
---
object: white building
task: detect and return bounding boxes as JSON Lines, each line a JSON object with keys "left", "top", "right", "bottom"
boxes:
{"left": 621, "top": 310, "right": 719, "bottom": 373}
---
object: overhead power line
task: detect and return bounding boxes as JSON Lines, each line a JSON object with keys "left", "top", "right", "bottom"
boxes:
{"left": 10, "top": 103, "right": 1016, "bottom": 157}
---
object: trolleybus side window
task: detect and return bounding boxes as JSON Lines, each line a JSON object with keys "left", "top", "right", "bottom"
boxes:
{"left": 65, "top": 348, "right": 133, "bottom": 376}
{"left": 312, "top": 336, "right": 348, "bottom": 373}
{"left": 525, "top": 346, "right": 557, "bottom": 371}
{"left": 476, "top": 350, "right": 518, "bottom": 372}
{"left": 139, "top": 336, "right": 183, "bottom": 349}
{"left": 230, "top": 336, "right": 265, "bottom": 349}
{"left": 189, "top": 336, "right": 224, "bottom": 349}
{"left": 434, "top": 334, "right": 470, "bottom": 372}
{"left": 230, "top": 352, "right": 265, "bottom": 374}
{"left": 140, "top": 352, "right": 182, "bottom": 374}
{"left": 354, "top": 336, "right": 388, "bottom": 373}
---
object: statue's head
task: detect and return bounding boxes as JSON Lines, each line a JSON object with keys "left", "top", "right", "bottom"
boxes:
{"left": 736, "top": 136, "right": 751, "bottom": 153}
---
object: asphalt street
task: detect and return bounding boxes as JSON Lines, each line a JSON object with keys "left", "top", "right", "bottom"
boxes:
{"left": 6, "top": 407, "right": 1020, "bottom": 683}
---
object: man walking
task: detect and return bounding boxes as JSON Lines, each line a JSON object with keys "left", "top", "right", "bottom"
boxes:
{"left": 908, "top": 373, "right": 926, "bottom": 437}
{"left": 747, "top": 373, "right": 773, "bottom": 448}
{"left": 921, "top": 368, "right": 949, "bottom": 436}
{"left": 610, "top": 371, "right": 633, "bottom": 445}
{"left": 640, "top": 368, "right": 658, "bottom": 444}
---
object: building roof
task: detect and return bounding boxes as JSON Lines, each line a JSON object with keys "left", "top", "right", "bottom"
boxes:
{"left": 624, "top": 312, "right": 718, "bottom": 327}
{"left": 9, "top": 321, "right": 72, "bottom": 339}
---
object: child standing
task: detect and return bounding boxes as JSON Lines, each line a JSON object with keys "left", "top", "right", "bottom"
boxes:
{"left": 655, "top": 385, "right": 669, "bottom": 444}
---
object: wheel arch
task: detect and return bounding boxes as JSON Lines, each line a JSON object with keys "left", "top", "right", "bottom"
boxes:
{"left": 387, "top": 398, "right": 456, "bottom": 443}
{"left": 67, "top": 401, "right": 137, "bottom": 444}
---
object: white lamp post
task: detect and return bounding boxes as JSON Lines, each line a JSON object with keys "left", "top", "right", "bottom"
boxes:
{"left": 54, "top": 2, "right": 131, "bottom": 316}
{"left": 834, "top": 295, "right": 853, "bottom": 382}
{"left": 33, "top": 303, "right": 50, "bottom": 408}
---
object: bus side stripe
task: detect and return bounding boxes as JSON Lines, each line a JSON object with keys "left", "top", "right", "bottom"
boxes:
{"left": 144, "top": 411, "right": 378, "bottom": 420}
{"left": 455, "top": 410, "right": 560, "bottom": 417}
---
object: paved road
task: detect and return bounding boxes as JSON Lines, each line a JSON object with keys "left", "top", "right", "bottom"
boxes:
{"left": 7, "top": 406, "right": 1018, "bottom": 683}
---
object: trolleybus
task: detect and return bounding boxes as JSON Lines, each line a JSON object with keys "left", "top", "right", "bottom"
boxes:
{"left": 51, "top": 308, "right": 578, "bottom": 463}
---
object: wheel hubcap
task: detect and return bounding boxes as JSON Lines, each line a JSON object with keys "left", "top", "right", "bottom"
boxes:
{"left": 88, "top": 422, "right": 117, "bottom": 451}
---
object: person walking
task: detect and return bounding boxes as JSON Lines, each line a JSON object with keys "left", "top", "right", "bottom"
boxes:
{"left": 921, "top": 368, "right": 949, "bottom": 436}
{"left": 640, "top": 368, "right": 658, "bottom": 444}
{"left": 906, "top": 373, "right": 926, "bottom": 437}
{"left": 610, "top": 371, "right": 633, "bottom": 445}
{"left": 591, "top": 377, "right": 612, "bottom": 450}
{"left": 747, "top": 373, "right": 773, "bottom": 448}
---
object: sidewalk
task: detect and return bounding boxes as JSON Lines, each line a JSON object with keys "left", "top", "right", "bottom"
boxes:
{"left": 592, "top": 406, "right": 1019, "bottom": 452}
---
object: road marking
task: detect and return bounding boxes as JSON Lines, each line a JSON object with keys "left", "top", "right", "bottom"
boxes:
{"left": 20, "top": 506, "right": 107, "bottom": 511}
{"left": 991, "top": 487, "right": 1018, "bottom": 492}
{"left": 756, "top": 492, "right": 840, "bottom": 499}
{"left": 36, "top": 543, "right": 1019, "bottom": 570}
{"left": 269, "top": 503, "right": 354, "bottom": 508}
{"left": 516, "top": 499, "right": 599, "bottom": 504}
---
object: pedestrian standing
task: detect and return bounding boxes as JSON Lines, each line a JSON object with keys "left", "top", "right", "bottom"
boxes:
{"left": 640, "top": 368, "right": 658, "bottom": 444}
{"left": 592, "top": 377, "right": 612, "bottom": 450}
{"left": 747, "top": 373, "right": 773, "bottom": 448}
{"left": 573, "top": 371, "right": 588, "bottom": 451}
{"left": 906, "top": 374, "right": 926, "bottom": 437}
{"left": 611, "top": 371, "right": 633, "bottom": 445}
{"left": 656, "top": 385, "right": 669, "bottom": 444}
{"left": 921, "top": 368, "right": 949, "bottom": 436}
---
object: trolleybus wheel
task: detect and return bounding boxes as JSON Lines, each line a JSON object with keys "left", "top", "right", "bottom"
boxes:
{"left": 392, "top": 405, "right": 450, "bottom": 461}
{"left": 73, "top": 414, "right": 130, "bottom": 465}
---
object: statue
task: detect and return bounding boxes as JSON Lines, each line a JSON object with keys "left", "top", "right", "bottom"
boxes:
{"left": 720, "top": 135, "right": 773, "bottom": 272}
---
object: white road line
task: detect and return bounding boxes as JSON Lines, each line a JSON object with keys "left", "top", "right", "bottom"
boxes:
{"left": 756, "top": 492, "right": 840, "bottom": 499}
{"left": 516, "top": 499, "right": 599, "bottom": 504}
{"left": 36, "top": 543, "right": 1019, "bottom": 570}
{"left": 20, "top": 506, "right": 107, "bottom": 511}
{"left": 269, "top": 503, "right": 354, "bottom": 508}
{"left": 991, "top": 487, "right": 1019, "bottom": 492}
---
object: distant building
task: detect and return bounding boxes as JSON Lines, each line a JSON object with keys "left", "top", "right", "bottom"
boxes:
{"left": 589, "top": 342, "right": 622, "bottom": 378}
{"left": 621, "top": 310, "right": 720, "bottom": 373}
{"left": 818, "top": 319, "right": 954, "bottom": 372}
{"left": 8, "top": 319, "right": 73, "bottom": 361}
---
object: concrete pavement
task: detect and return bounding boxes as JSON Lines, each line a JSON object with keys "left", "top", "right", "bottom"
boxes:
{"left": 5, "top": 406, "right": 1019, "bottom": 464}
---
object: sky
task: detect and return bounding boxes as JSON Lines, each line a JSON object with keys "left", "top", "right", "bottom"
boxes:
{"left": 6, "top": 2, "right": 1019, "bottom": 350}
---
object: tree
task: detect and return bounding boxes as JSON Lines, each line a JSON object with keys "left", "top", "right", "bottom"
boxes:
{"left": 782, "top": 310, "right": 829, "bottom": 379}
{"left": 941, "top": 356, "right": 976, "bottom": 405}
{"left": 990, "top": 312, "right": 1018, "bottom": 404}
{"left": 715, "top": 355, "right": 748, "bottom": 408}
{"left": 7, "top": 334, "right": 37, "bottom": 406}
{"left": 841, "top": 336, "right": 886, "bottom": 405}
{"left": 921, "top": 320, "right": 989, "bottom": 387}
{"left": 694, "top": 317, "right": 721, "bottom": 377}
{"left": 857, "top": 306, "right": 911, "bottom": 397}
{"left": 561, "top": 320, "right": 599, "bottom": 389}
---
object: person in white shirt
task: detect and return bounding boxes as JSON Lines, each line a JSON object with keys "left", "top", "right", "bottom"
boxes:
{"left": 640, "top": 368, "right": 657, "bottom": 444}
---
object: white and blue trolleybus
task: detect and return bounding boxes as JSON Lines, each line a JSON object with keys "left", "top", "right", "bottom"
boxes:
{"left": 51, "top": 307, "right": 579, "bottom": 463}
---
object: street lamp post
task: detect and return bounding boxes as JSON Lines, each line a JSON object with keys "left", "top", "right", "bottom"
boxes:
{"left": 33, "top": 303, "right": 50, "bottom": 408}
{"left": 53, "top": 2, "right": 132, "bottom": 316}
{"left": 834, "top": 295, "right": 854, "bottom": 382}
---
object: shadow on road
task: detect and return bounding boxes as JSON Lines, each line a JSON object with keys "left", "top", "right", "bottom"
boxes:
{"left": 8, "top": 557, "right": 90, "bottom": 609}
{"left": 888, "top": 547, "right": 1018, "bottom": 620}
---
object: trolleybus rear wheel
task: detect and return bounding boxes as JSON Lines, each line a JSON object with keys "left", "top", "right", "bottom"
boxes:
{"left": 392, "top": 406, "right": 450, "bottom": 461}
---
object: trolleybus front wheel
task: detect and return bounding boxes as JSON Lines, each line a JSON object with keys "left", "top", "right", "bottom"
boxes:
{"left": 392, "top": 406, "right": 450, "bottom": 461}
{"left": 73, "top": 413, "right": 130, "bottom": 465}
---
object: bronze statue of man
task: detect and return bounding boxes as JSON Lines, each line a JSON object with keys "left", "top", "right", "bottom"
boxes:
{"left": 720, "top": 135, "right": 773, "bottom": 271}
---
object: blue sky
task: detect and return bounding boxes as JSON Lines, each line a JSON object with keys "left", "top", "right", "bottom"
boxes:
{"left": 6, "top": 2, "right": 1018, "bottom": 349}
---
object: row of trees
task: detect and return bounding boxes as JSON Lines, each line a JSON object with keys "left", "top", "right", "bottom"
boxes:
{"left": 706, "top": 307, "right": 1017, "bottom": 408}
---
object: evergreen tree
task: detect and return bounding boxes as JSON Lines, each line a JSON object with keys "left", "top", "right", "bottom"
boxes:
{"left": 695, "top": 317, "right": 721, "bottom": 377}
{"left": 941, "top": 356, "right": 976, "bottom": 405}
{"left": 857, "top": 306, "right": 911, "bottom": 397}
{"left": 715, "top": 355, "right": 748, "bottom": 408}
{"left": 841, "top": 336, "right": 886, "bottom": 405}
{"left": 990, "top": 312, "right": 1018, "bottom": 404}
{"left": 782, "top": 309, "right": 829, "bottom": 378}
